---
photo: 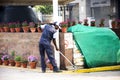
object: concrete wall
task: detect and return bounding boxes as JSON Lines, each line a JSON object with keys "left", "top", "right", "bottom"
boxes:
{"left": 0, "top": 33, "right": 41, "bottom": 66}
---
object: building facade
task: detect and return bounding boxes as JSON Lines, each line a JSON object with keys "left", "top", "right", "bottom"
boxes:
{"left": 69, "top": 0, "right": 119, "bottom": 27}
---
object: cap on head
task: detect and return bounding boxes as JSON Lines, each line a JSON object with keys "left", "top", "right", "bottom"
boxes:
{"left": 53, "top": 22, "right": 61, "bottom": 29}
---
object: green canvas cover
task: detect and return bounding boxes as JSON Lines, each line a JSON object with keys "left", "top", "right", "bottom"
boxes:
{"left": 67, "top": 24, "right": 119, "bottom": 68}
{"left": 117, "top": 41, "right": 120, "bottom": 64}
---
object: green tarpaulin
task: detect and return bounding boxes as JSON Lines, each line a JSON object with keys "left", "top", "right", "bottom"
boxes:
{"left": 67, "top": 24, "right": 119, "bottom": 68}
{"left": 117, "top": 41, "right": 120, "bottom": 64}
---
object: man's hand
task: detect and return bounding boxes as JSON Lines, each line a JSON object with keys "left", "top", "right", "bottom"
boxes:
{"left": 56, "top": 47, "right": 59, "bottom": 51}
{"left": 53, "top": 39, "right": 59, "bottom": 51}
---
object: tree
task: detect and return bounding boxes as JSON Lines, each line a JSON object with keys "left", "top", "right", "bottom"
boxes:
{"left": 34, "top": 5, "right": 53, "bottom": 14}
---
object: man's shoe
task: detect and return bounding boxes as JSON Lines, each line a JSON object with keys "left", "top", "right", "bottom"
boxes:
{"left": 53, "top": 70, "right": 62, "bottom": 73}
{"left": 42, "top": 70, "right": 46, "bottom": 73}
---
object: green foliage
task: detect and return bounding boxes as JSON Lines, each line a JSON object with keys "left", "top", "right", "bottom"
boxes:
{"left": 15, "top": 22, "right": 21, "bottom": 28}
{"left": 10, "top": 51, "right": 15, "bottom": 60}
{"left": 15, "top": 56, "right": 21, "bottom": 61}
{"left": 11, "top": 51, "right": 15, "bottom": 57}
{"left": 21, "top": 59, "right": 28, "bottom": 63}
{"left": 0, "top": 55, "right": 2, "bottom": 60}
{"left": 21, "top": 56, "right": 28, "bottom": 63}
{"left": 60, "top": 21, "right": 68, "bottom": 28}
{"left": 22, "top": 21, "right": 28, "bottom": 26}
{"left": 34, "top": 5, "right": 53, "bottom": 14}
{"left": 8, "top": 22, "right": 16, "bottom": 28}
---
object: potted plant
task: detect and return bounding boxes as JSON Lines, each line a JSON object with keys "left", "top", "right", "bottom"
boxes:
{"left": 22, "top": 21, "right": 29, "bottom": 32}
{"left": 0, "top": 55, "right": 3, "bottom": 65}
{"left": 29, "top": 22, "right": 36, "bottom": 33}
{"left": 21, "top": 58, "right": 28, "bottom": 68}
{"left": 3, "top": 23, "right": 10, "bottom": 32}
{"left": 78, "top": 21, "right": 82, "bottom": 24}
{"left": 28, "top": 55, "right": 38, "bottom": 69}
{"left": 111, "top": 19, "right": 116, "bottom": 29}
{"left": 83, "top": 19, "right": 89, "bottom": 26}
{"left": 71, "top": 20, "right": 76, "bottom": 26}
{"left": 15, "top": 22, "right": 21, "bottom": 32}
{"left": 8, "top": 22, "right": 16, "bottom": 32}
{"left": 0, "top": 23, "right": 4, "bottom": 32}
{"left": 116, "top": 19, "right": 120, "bottom": 29}
{"left": 99, "top": 18, "right": 105, "bottom": 27}
{"left": 60, "top": 21, "right": 68, "bottom": 32}
{"left": 45, "top": 58, "right": 53, "bottom": 70}
{"left": 90, "top": 21, "right": 95, "bottom": 26}
{"left": 1, "top": 54, "right": 10, "bottom": 66}
{"left": 9, "top": 51, "right": 16, "bottom": 66}
{"left": 14, "top": 56, "right": 21, "bottom": 67}
{"left": 37, "top": 21, "right": 42, "bottom": 32}
{"left": 21, "top": 53, "right": 28, "bottom": 68}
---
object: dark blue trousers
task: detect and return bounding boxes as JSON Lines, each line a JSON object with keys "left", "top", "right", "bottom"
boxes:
{"left": 39, "top": 42, "right": 58, "bottom": 71}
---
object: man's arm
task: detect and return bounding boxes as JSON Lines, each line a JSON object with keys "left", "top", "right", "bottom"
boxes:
{"left": 53, "top": 38, "right": 59, "bottom": 51}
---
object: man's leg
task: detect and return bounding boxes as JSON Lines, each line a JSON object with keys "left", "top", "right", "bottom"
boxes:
{"left": 39, "top": 43, "right": 46, "bottom": 72}
{"left": 45, "top": 45, "right": 58, "bottom": 71}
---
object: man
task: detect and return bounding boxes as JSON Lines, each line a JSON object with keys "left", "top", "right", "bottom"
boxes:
{"left": 39, "top": 22, "right": 61, "bottom": 73}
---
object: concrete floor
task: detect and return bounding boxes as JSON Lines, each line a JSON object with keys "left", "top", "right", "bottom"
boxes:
{"left": 0, "top": 65, "right": 120, "bottom": 80}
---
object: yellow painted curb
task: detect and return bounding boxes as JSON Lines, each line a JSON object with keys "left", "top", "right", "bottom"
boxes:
{"left": 73, "top": 65, "right": 120, "bottom": 73}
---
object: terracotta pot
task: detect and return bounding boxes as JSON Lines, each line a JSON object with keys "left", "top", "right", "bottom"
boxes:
{"left": 0, "top": 60, "right": 3, "bottom": 65}
{"left": 22, "top": 63, "right": 28, "bottom": 68}
{"left": 10, "top": 28, "right": 15, "bottom": 32}
{"left": 30, "top": 27, "right": 36, "bottom": 33}
{"left": 61, "top": 27, "right": 67, "bottom": 33}
{"left": 9, "top": 60, "right": 15, "bottom": 66}
{"left": 46, "top": 63, "right": 53, "bottom": 70}
{"left": 0, "top": 28, "right": 4, "bottom": 32}
{"left": 15, "top": 27, "right": 21, "bottom": 32}
{"left": 3, "top": 60, "right": 9, "bottom": 66}
{"left": 112, "top": 24, "right": 116, "bottom": 29}
{"left": 117, "top": 22, "right": 120, "bottom": 29}
{"left": 99, "top": 24, "right": 104, "bottom": 27}
{"left": 91, "top": 24, "right": 95, "bottom": 26}
{"left": 22, "top": 26, "right": 29, "bottom": 32}
{"left": 15, "top": 61, "right": 21, "bottom": 67}
{"left": 37, "top": 27, "right": 41, "bottom": 32}
{"left": 29, "top": 62, "right": 37, "bottom": 69}
{"left": 3, "top": 27, "right": 10, "bottom": 32}
{"left": 111, "top": 21, "right": 116, "bottom": 29}
{"left": 84, "top": 22, "right": 89, "bottom": 26}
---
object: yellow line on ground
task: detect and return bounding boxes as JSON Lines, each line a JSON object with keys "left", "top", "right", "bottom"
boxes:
{"left": 72, "top": 65, "right": 120, "bottom": 73}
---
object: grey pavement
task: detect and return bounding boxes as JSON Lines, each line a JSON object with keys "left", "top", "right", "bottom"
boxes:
{"left": 0, "top": 65, "right": 120, "bottom": 80}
